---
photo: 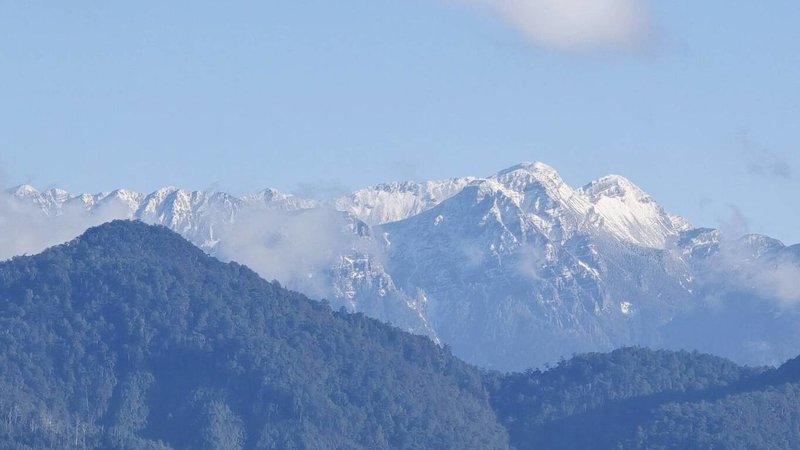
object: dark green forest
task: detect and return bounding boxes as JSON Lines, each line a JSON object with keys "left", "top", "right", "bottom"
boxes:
{"left": 1, "top": 221, "right": 800, "bottom": 449}
{"left": 0, "top": 221, "right": 506, "bottom": 449}
{"left": 487, "top": 348, "right": 800, "bottom": 449}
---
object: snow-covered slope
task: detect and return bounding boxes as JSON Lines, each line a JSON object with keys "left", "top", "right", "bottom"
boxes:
{"left": 478, "top": 162, "right": 691, "bottom": 248}
{"left": 10, "top": 185, "right": 72, "bottom": 216}
{"left": 489, "top": 162, "right": 591, "bottom": 243}
{"left": 579, "top": 175, "right": 690, "bottom": 248}
{"left": 335, "top": 177, "right": 475, "bottom": 225}
{"left": 5, "top": 161, "right": 799, "bottom": 370}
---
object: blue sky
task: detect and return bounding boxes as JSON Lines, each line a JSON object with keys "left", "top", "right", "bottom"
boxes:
{"left": 1, "top": 1, "right": 798, "bottom": 243}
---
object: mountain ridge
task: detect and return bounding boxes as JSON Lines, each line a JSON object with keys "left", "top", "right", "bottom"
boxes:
{"left": 4, "top": 162, "right": 799, "bottom": 371}
{"left": 7, "top": 161, "right": 694, "bottom": 250}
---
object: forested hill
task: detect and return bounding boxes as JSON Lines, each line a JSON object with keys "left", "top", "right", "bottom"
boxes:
{"left": 3, "top": 220, "right": 800, "bottom": 449}
{"left": 488, "top": 348, "right": 800, "bottom": 449}
{"left": 0, "top": 220, "right": 508, "bottom": 449}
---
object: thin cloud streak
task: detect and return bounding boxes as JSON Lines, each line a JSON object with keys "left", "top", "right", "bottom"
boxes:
{"left": 748, "top": 155, "right": 793, "bottom": 180}
{"left": 739, "top": 130, "right": 793, "bottom": 181}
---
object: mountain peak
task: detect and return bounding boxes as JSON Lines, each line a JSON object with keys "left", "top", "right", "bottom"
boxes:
{"left": 243, "top": 188, "right": 318, "bottom": 211}
{"left": 9, "top": 184, "right": 40, "bottom": 197}
{"left": 68, "top": 219, "right": 209, "bottom": 261}
{"left": 578, "top": 175, "right": 690, "bottom": 248}
{"left": 495, "top": 161, "right": 562, "bottom": 183}
{"left": 490, "top": 162, "right": 590, "bottom": 240}
{"left": 581, "top": 174, "right": 648, "bottom": 202}
{"left": 243, "top": 187, "right": 289, "bottom": 203}
{"left": 493, "top": 161, "right": 578, "bottom": 204}
{"left": 44, "top": 187, "right": 69, "bottom": 197}
{"left": 155, "top": 186, "right": 180, "bottom": 194}
{"left": 77, "top": 219, "right": 183, "bottom": 242}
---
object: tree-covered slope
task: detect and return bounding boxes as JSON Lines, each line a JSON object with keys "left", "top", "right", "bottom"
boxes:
{"left": 487, "top": 347, "right": 800, "bottom": 449}
{"left": 0, "top": 220, "right": 508, "bottom": 449}
{"left": 4, "top": 220, "right": 800, "bottom": 449}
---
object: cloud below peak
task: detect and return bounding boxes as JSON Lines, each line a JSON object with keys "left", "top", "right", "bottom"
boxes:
{"left": 447, "top": 0, "right": 653, "bottom": 52}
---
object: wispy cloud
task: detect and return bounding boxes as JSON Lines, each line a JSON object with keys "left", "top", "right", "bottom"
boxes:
{"left": 445, "top": 0, "right": 653, "bottom": 52}
{"left": 709, "top": 238, "right": 800, "bottom": 309}
{"left": 213, "top": 206, "right": 376, "bottom": 298}
{"left": 739, "top": 130, "right": 793, "bottom": 180}
{"left": 751, "top": 262, "right": 800, "bottom": 308}
{"left": 702, "top": 207, "right": 800, "bottom": 308}
{"left": 715, "top": 205, "right": 750, "bottom": 241}
{"left": 516, "top": 242, "right": 549, "bottom": 281}
{"left": 0, "top": 190, "right": 129, "bottom": 261}
{"left": 748, "top": 155, "right": 793, "bottom": 180}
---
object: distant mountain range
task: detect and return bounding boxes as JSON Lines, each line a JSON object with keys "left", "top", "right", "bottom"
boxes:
{"left": 5, "top": 162, "right": 800, "bottom": 370}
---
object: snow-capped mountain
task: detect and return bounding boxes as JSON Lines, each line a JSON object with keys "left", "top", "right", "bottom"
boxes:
{"left": 378, "top": 163, "right": 697, "bottom": 367}
{"left": 335, "top": 176, "right": 476, "bottom": 225}
{"left": 5, "top": 162, "right": 799, "bottom": 370}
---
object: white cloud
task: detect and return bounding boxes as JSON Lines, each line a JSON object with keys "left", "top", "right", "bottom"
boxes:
{"left": 213, "top": 206, "right": 377, "bottom": 298}
{"left": 709, "top": 236, "right": 800, "bottom": 309}
{"left": 0, "top": 192, "right": 129, "bottom": 261}
{"left": 447, "top": 0, "right": 653, "bottom": 51}
{"left": 751, "top": 263, "right": 800, "bottom": 308}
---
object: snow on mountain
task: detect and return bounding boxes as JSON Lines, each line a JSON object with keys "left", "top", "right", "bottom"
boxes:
{"left": 5, "top": 161, "right": 799, "bottom": 370}
{"left": 90, "top": 189, "right": 145, "bottom": 214}
{"left": 579, "top": 174, "right": 691, "bottom": 248}
{"left": 489, "top": 162, "right": 591, "bottom": 243}
{"left": 378, "top": 167, "right": 695, "bottom": 368}
{"left": 7, "top": 162, "right": 687, "bottom": 253}
{"left": 243, "top": 188, "right": 320, "bottom": 211}
{"left": 10, "top": 185, "right": 71, "bottom": 216}
{"left": 335, "top": 177, "right": 475, "bottom": 225}
{"left": 6, "top": 184, "right": 325, "bottom": 259}
{"left": 335, "top": 161, "right": 693, "bottom": 250}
